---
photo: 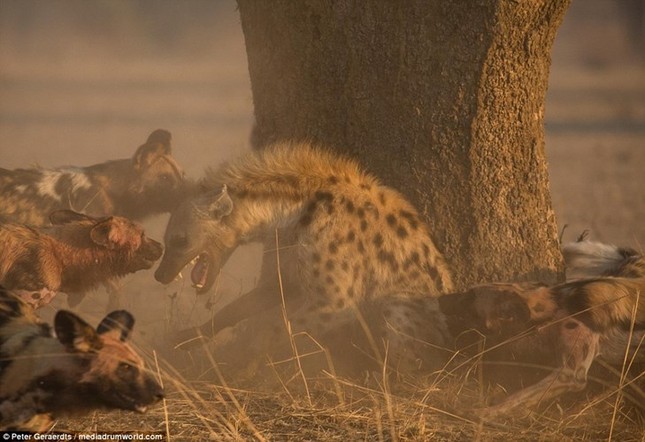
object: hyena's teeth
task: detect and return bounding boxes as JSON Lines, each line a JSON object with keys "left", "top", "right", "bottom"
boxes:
{"left": 193, "top": 283, "right": 204, "bottom": 290}
{"left": 174, "top": 272, "right": 183, "bottom": 282}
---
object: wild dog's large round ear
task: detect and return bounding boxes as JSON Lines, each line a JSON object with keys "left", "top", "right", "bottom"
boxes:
{"left": 89, "top": 218, "right": 117, "bottom": 249}
{"left": 49, "top": 209, "right": 94, "bottom": 225}
{"left": 133, "top": 129, "right": 172, "bottom": 168}
{"left": 98, "top": 310, "right": 135, "bottom": 341}
{"left": 89, "top": 217, "right": 140, "bottom": 250}
{"left": 55, "top": 310, "right": 102, "bottom": 352}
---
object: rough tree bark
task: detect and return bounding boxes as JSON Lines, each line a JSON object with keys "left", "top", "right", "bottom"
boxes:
{"left": 237, "top": 0, "right": 570, "bottom": 288}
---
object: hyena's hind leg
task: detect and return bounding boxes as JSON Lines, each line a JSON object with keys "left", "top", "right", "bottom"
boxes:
{"left": 359, "top": 294, "right": 453, "bottom": 374}
{"left": 480, "top": 316, "right": 600, "bottom": 418}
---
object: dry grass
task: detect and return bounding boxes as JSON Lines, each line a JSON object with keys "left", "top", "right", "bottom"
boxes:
{"left": 53, "top": 235, "right": 645, "bottom": 441}
{"left": 54, "top": 283, "right": 644, "bottom": 442}
{"left": 56, "top": 354, "right": 644, "bottom": 441}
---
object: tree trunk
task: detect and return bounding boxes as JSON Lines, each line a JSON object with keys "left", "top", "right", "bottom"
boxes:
{"left": 237, "top": 0, "right": 570, "bottom": 288}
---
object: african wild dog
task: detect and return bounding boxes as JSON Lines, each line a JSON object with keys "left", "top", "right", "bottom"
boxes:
{"left": 0, "top": 210, "right": 163, "bottom": 308}
{"left": 437, "top": 238, "right": 645, "bottom": 417}
{"left": 0, "top": 286, "right": 164, "bottom": 431}
{"left": 155, "top": 143, "right": 453, "bottom": 372}
{"left": 0, "top": 129, "right": 184, "bottom": 308}
{"left": 0, "top": 129, "right": 185, "bottom": 226}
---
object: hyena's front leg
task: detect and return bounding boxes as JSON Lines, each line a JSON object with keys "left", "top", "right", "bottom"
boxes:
{"left": 173, "top": 277, "right": 299, "bottom": 349}
{"left": 479, "top": 317, "right": 599, "bottom": 418}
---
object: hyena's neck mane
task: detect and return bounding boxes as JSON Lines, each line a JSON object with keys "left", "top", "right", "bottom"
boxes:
{"left": 204, "top": 144, "right": 379, "bottom": 233}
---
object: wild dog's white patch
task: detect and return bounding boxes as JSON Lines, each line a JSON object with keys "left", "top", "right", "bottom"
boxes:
{"left": 562, "top": 240, "right": 628, "bottom": 280}
{"left": 36, "top": 168, "right": 91, "bottom": 202}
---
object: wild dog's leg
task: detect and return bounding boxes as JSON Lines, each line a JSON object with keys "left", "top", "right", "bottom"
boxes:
{"left": 105, "top": 279, "right": 123, "bottom": 311}
{"left": 11, "top": 288, "right": 57, "bottom": 309}
{"left": 480, "top": 317, "right": 599, "bottom": 418}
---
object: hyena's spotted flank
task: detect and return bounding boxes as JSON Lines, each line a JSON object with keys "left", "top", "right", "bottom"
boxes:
{"left": 0, "top": 129, "right": 185, "bottom": 226}
{"left": 0, "top": 210, "right": 163, "bottom": 308}
{"left": 155, "top": 143, "right": 453, "bottom": 371}
{"left": 0, "top": 286, "right": 163, "bottom": 431}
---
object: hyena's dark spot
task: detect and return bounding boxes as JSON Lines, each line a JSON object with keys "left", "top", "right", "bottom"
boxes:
{"left": 396, "top": 226, "right": 408, "bottom": 239}
{"left": 373, "top": 233, "right": 384, "bottom": 248}
{"left": 565, "top": 321, "right": 579, "bottom": 330}
{"left": 399, "top": 210, "right": 419, "bottom": 231}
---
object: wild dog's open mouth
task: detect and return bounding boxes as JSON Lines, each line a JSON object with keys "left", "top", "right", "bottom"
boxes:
{"left": 190, "top": 252, "right": 210, "bottom": 290}
{"left": 113, "top": 392, "right": 148, "bottom": 413}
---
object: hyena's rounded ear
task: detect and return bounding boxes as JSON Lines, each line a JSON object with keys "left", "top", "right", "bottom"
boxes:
{"left": 49, "top": 209, "right": 94, "bottom": 225}
{"left": 133, "top": 129, "right": 172, "bottom": 169}
{"left": 55, "top": 310, "right": 102, "bottom": 353}
{"left": 209, "top": 185, "right": 233, "bottom": 219}
{"left": 98, "top": 310, "right": 135, "bottom": 341}
{"left": 195, "top": 185, "right": 234, "bottom": 220}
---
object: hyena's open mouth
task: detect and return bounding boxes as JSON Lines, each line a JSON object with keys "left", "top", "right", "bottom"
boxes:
{"left": 190, "top": 252, "right": 211, "bottom": 291}
{"left": 157, "top": 248, "right": 228, "bottom": 294}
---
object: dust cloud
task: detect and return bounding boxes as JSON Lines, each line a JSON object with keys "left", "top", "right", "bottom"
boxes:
{"left": 0, "top": 0, "right": 643, "bottom": 359}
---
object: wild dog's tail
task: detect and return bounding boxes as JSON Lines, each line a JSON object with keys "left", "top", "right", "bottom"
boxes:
{"left": 562, "top": 236, "right": 642, "bottom": 280}
{"left": 557, "top": 236, "right": 645, "bottom": 331}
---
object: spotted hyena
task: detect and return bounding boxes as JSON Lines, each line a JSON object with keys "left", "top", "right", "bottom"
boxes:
{"left": 0, "top": 129, "right": 185, "bottom": 226}
{"left": 0, "top": 286, "right": 164, "bottom": 431}
{"left": 155, "top": 143, "right": 453, "bottom": 372}
{"left": 0, "top": 210, "right": 163, "bottom": 308}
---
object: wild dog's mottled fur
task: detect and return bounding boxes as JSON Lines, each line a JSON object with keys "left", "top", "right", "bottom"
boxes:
{"left": 0, "top": 129, "right": 185, "bottom": 226}
{"left": 512, "top": 240, "right": 645, "bottom": 332}
{"left": 0, "top": 286, "right": 163, "bottom": 431}
{"left": 456, "top": 239, "right": 645, "bottom": 417}
{"left": 157, "top": 143, "right": 453, "bottom": 371}
{"left": 0, "top": 210, "right": 163, "bottom": 308}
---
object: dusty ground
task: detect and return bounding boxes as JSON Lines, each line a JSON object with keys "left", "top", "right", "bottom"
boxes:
{"left": 1, "top": 1, "right": 643, "bottom": 440}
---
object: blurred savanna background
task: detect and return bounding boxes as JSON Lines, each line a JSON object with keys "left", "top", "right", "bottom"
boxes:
{"left": 0, "top": 0, "right": 644, "bottom": 439}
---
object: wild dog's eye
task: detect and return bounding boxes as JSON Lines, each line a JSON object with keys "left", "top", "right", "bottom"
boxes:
{"left": 118, "top": 362, "right": 135, "bottom": 373}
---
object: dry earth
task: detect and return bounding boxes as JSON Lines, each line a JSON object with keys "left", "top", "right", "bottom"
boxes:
{"left": 0, "top": 1, "right": 643, "bottom": 440}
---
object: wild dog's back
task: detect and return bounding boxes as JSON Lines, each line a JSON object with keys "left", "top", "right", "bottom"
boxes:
{"left": 0, "top": 129, "right": 185, "bottom": 226}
